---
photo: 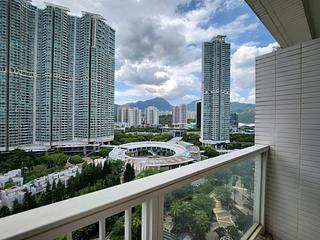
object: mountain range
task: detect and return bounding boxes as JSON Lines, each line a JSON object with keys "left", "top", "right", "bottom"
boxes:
{"left": 187, "top": 99, "right": 255, "bottom": 123}
{"left": 121, "top": 97, "right": 173, "bottom": 111}
{"left": 118, "top": 97, "right": 255, "bottom": 123}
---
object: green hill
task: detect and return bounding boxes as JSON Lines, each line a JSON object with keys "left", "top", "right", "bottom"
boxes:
{"left": 187, "top": 100, "right": 255, "bottom": 123}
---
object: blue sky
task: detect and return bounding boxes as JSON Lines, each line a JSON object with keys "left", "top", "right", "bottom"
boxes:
{"left": 113, "top": 0, "right": 277, "bottom": 105}
{"left": 33, "top": 0, "right": 277, "bottom": 106}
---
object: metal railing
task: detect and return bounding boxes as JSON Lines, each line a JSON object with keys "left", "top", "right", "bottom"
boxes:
{"left": 0, "top": 145, "right": 269, "bottom": 240}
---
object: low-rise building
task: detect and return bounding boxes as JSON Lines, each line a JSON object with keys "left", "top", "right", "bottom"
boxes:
{"left": 0, "top": 166, "right": 81, "bottom": 209}
{"left": 0, "top": 169, "right": 22, "bottom": 188}
{"left": 0, "top": 187, "right": 25, "bottom": 209}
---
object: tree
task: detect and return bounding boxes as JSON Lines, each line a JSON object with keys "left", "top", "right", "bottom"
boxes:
{"left": 0, "top": 206, "right": 10, "bottom": 218}
{"left": 150, "top": 133, "right": 172, "bottom": 142}
{"left": 111, "top": 217, "right": 125, "bottom": 239}
{"left": 236, "top": 213, "right": 253, "bottom": 233}
{"left": 4, "top": 181, "right": 15, "bottom": 189}
{"left": 99, "top": 147, "right": 113, "bottom": 158}
{"left": 213, "top": 186, "right": 232, "bottom": 209}
{"left": 226, "top": 225, "right": 242, "bottom": 240}
{"left": 132, "top": 206, "right": 142, "bottom": 240}
{"left": 12, "top": 199, "right": 24, "bottom": 214}
{"left": 24, "top": 191, "right": 37, "bottom": 210}
{"left": 103, "top": 161, "right": 112, "bottom": 175}
{"left": 44, "top": 151, "right": 68, "bottom": 168}
{"left": 137, "top": 168, "right": 160, "bottom": 179}
{"left": 214, "top": 168, "right": 232, "bottom": 185}
{"left": 33, "top": 164, "right": 47, "bottom": 177}
{"left": 182, "top": 133, "right": 201, "bottom": 146}
{"left": 171, "top": 200, "right": 193, "bottom": 234}
{"left": 69, "top": 155, "right": 84, "bottom": 164}
{"left": 203, "top": 146, "right": 219, "bottom": 158}
{"left": 190, "top": 210, "right": 210, "bottom": 240}
{"left": 123, "top": 163, "right": 135, "bottom": 183}
{"left": 159, "top": 114, "right": 172, "bottom": 126}
{"left": 230, "top": 133, "right": 254, "bottom": 143}
{"left": 191, "top": 193, "right": 215, "bottom": 214}
{"left": 215, "top": 226, "right": 227, "bottom": 238}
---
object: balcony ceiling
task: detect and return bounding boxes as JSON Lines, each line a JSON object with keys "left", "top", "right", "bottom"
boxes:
{"left": 245, "top": 0, "right": 320, "bottom": 47}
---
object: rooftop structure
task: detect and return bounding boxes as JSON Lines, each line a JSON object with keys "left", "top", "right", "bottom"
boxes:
{"left": 109, "top": 141, "right": 200, "bottom": 171}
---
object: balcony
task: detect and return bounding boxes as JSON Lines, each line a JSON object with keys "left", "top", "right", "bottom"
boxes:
{"left": 0, "top": 145, "right": 268, "bottom": 240}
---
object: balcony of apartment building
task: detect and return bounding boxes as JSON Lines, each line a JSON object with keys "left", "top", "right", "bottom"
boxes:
{"left": 0, "top": 0, "right": 319, "bottom": 240}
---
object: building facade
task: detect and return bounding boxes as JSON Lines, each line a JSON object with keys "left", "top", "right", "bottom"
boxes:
{"left": 196, "top": 101, "right": 201, "bottom": 129}
{"left": 128, "top": 108, "right": 142, "bottom": 127}
{"left": 145, "top": 106, "right": 159, "bottom": 126}
{"left": 187, "top": 111, "right": 196, "bottom": 120}
{"left": 201, "top": 35, "right": 230, "bottom": 144}
{"left": 230, "top": 112, "right": 239, "bottom": 129}
{"left": 0, "top": 0, "right": 37, "bottom": 151}
{"left": 0, "top": 0, "right": 115, "bottom": 151}
{"left": 117, "top": 106, "right": 142, "bottom": 127}
{"left": 172, "top": 104, "right": 187, "bottom": 127}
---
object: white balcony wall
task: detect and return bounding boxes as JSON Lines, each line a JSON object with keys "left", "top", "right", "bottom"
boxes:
{"left": 255, "top": 37, "right": 320, "bottom": 240}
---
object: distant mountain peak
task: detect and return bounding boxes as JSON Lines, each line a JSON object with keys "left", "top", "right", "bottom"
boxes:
{"left": 120, "top": 97, "right": 173, "bottom": 111}
{"left": 186, "top": 99, "right": 255, "bottom": 124}
{"left": 117, "top": 97, "right": 255, "bottom": 123}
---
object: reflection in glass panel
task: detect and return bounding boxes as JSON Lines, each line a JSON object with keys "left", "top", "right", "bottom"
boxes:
{"left": 164, "top": 156, "right": 262, "bottom": 240}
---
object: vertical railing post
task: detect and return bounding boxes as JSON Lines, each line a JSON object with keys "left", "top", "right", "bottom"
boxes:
{"left": 260, "top": 151, "right": 268, "bottom": 229}
{"left": 253, "top": 154, "right": 262, "bottom": 224}
{"left": 125, "top": 208, "right": 132, "bottom": 240}
{"left": 253, "top": 150, "right": 268, "bottom": 228}
{"left": 149, "top": 198, "right": 158, "bottom": 239}
{"left": 99, "top": 218, "right": 106, "bottom": 240}
{"left": 141, "top": 193, "right": 164, "bottom": 240}
{"left": 141, "top": 201, "right": 150, "bottom": 240}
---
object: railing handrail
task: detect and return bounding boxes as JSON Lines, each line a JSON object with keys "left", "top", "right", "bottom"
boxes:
{"left": 0, "top": 145, "right": 269, "bottom": 240}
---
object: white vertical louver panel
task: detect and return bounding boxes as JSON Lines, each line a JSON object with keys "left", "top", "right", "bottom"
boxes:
{"left": 256, "top": 38, "right": 320, "bottom": 240}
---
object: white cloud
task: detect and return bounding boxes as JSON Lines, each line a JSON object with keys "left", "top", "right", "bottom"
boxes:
{"left": 231, "top": 42, "right": 279, "bottom": 103}
{"left": 113, "top": 1, "right": 261, "bottom": 105}
{"left": 32, "top": 0, "right": 273, "bottom": 105}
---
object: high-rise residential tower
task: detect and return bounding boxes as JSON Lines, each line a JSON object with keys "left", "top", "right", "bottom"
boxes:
{"left": 196, "top": 101, "right": 201, "bottom": 129}
{"left": 145, "top": 106, "right": 159, "bottom": 126}
{"left": 73, "top": 11, "right": 115, "bottom": 143}
{"left": 201, "top": 35, "right": 230, "bottom": 144}
{"left": 0, "top": 0, "right": 115, "bottom": 151}
{"left": 230, "top": 112, "right": 239, "bottom": 129}
{"left": 128, "top": 108, "right": 142, "bottom": 127}
{"left": 0, "top": 0, "right": 37, "bottom": 151}
{"left": 172, "top": 104, "right": 187, "bottom": 127}
{"left": 118, "top": 106, "right": 141, "bottom": 127}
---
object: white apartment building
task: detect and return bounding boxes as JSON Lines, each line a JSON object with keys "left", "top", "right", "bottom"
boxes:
{"left": 0, "top": 1, "right": 115, "bottom": 151}
{"left": 172, "top": 104, "right": 187, "bottom": 127}
{"left": 0, "top": 169, "right": 23, "bottom": 188}
{"left": 201, "top": 35, "right": 230, "bottom": 144}
{"left": 187, "top": 111, "right": 196, "bottom": 120}
{"left": 128, "top": 108, "right": 142, "bottom": 127}
{"left": 118, "top": 107, "right": 142, "bottom": 127}
{"left": 145, "top": 106, "right": 159, "bottom": 126}
{"left": 0, "top": 166, "right": 81, "bottom": 209}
